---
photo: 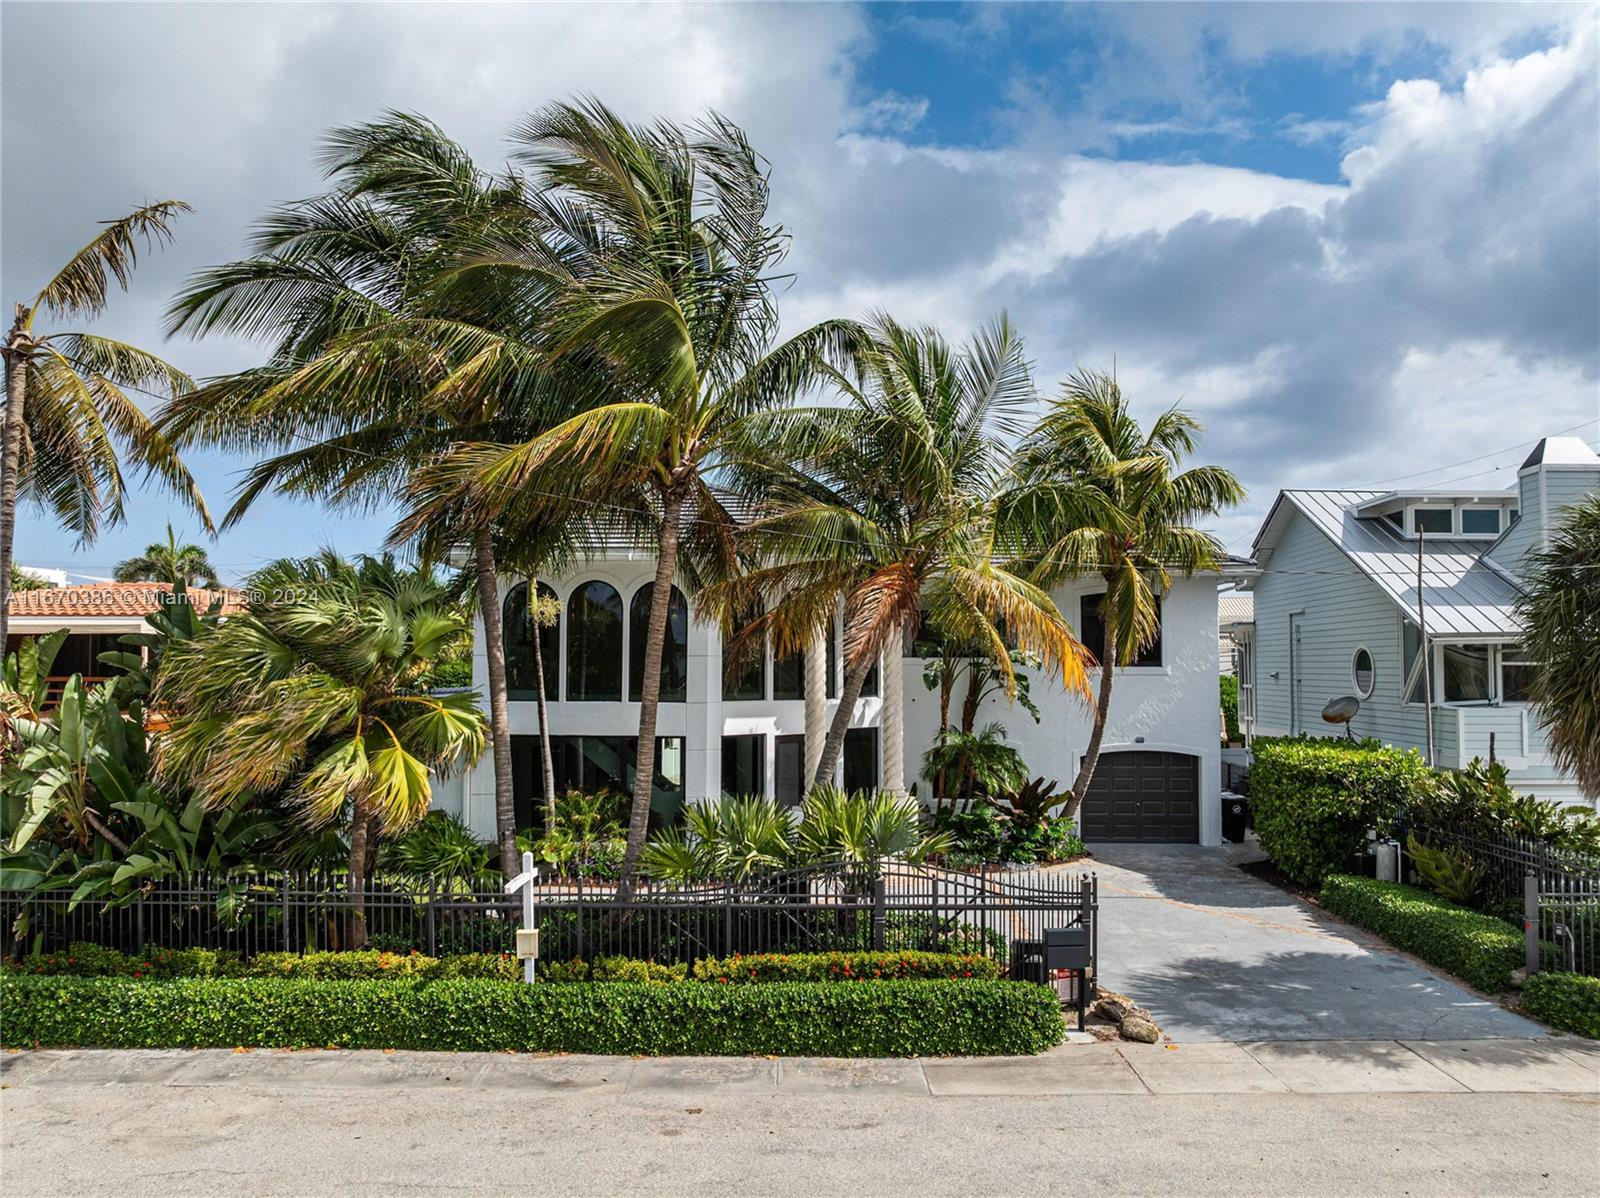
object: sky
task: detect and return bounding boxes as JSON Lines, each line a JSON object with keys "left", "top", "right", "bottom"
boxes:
{"left": 3, "top": 1, "right": 1597, "bottom": 584}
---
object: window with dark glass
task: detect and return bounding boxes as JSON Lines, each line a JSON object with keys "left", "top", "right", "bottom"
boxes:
{"left": 773, "top": 647, "right": 804, "bottom": 700}
{"left": 628, "top": 583, "right": 688, "bottom": 702}
{"left": 1412, "top": 508, "right": 1452, "bottom": 535}
{"left": 1500, "top": 645, "right": 1537, "bottom": 703}
{"left": 721, "top": 734, "right": 765, "bottom": 798}
{"left": 1079, "top": 594, "right": 1162, "bottom": 668}
{"left": 504, "top": 581, "right": 559, "bottom": 700}
{"left": 843, "top": 728, "right": 880, "bottom": 794}
{"left": 1440, "top": 643, "right": 1492, "bottom": 703}
{"left": 1461, "top": 508, "right": 1501, "bottom": 536}
{"left": 566, "top": 580, "right": 623, "bottom": 701}
{"left": 723, "top": 604, "right": 764, "bottom": 700}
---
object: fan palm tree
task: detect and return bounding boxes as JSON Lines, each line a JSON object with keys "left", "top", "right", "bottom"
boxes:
{"left": 151, "top": 552, "right": 486, "bottom": 947}
{"left": 1, "top": 202, "right": 211, "bottom": 647}
{"left": 112, "top": 522, "right": 219, "bottom": 587}
{"left": 408, "top": 100, "right": 856, "bottom": 892}
{"left": 999, "top": 370, "right": 1243, "bottom": 818}
{"left": 706, "top": 314, "right": 1093, "bottom": 793}
{"left": 162, "top": 113, "right": 561, "bottom": 875}
{"left": 1515, "top": 493, "right": 1600, "bottom": 798}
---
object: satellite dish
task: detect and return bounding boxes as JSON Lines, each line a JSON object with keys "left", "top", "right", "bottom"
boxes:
{"left": 1322, "top": 695, "right": 1361, "bottom": 739}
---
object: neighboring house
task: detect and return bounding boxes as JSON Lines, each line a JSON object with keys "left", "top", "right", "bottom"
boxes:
{"left": 1218, "top": 589, "right": 1253, "bottom": 674}
{"left": 1240, "top": 435, "right": 1600, "bottom": 809}
{"left": 453, "top": 556, "right": 1245, "bottom": 845}
{"left": 16, "top": 565, "right": 68, "bottom": 587}
{"left": 5, "top": 581, "right": 242, "bottom": 702}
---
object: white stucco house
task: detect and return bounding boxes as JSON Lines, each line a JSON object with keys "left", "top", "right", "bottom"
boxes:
{"left": 1236, "top": 435, "right": 1599, "bottom": 809}
{"left": 444, "top": 556, "right": 1245, "bottom": 846}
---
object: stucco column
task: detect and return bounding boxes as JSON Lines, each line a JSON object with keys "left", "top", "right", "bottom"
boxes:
{"left": 881, "top": 621, "right": 906, "bottom": 797}
{"left": 683, "top": 613, "right": 723, "bottom": 805}
{"left": 803, "top": 632, "right": 826, "bottom": 787}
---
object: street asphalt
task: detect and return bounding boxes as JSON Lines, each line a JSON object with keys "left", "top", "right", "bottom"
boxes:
{"left": 3, "top": 1045, "right": 1597, "bottom": 1196}
{"left": 1083, "top": 842, "right": 1545, "bottom": 1041}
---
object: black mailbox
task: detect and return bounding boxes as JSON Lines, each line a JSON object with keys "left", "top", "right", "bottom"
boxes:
{"left": 1045, "top": 926, "right": 1090, "bottom": 972}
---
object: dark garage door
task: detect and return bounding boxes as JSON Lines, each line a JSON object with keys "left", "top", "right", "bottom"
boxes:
{"left": 1080, "top": 751, "right": 1199, "bottom": 843}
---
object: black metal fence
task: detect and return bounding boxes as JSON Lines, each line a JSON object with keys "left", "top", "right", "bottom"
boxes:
{"left": 1404, "top": 828, "right": 1600, "bottom": 978}
{"left": 1, "top": 860, "right": 1097, "bottom": 978}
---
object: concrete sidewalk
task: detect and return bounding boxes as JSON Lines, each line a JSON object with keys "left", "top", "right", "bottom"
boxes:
{"left": 5, "top": 1038, "right": 1596, "bottom": 1096}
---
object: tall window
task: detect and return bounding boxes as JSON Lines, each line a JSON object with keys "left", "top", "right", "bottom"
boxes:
{"left": 723, "top": 604, "right": 764, "bottom": 700}
{"left": 504, "top": 581, "right": 559, "bottom": 700}
{"left": 773, "top": 648, "right": 804, "bottom": 700}
{"left": 1440, "top": 643, "right": 1492, "bottom": 703}
{"left": 567, "top": 581, "right": 623, "bottom": 701}
{"left": 1501, "top": 645, "right": 1537, "bottom": 703}
{"left": 1080, "top": 593, "right": 1163, "bottom": 668}
{"left": 721, "top": 734, "right": 765, "bottom": 798}
{"left": 628, "top": 583, "right": 688, "bottom": 702}
{"left": 843, "top": 728, "right": 880, "bottom": 794}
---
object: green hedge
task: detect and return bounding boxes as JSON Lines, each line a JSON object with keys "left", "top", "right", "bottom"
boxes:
{"left": 0, "top": 975, "right": 1065, "bottom": 1057}
{"left": 1319, "top": 875, "right": 1523, "bottom": 993}
{"left": 1219, "top": 675, "right": 1240, "bottom": 742}
{"left": 1523, "top": 972, "right": 1600, "bottom": 1039}
{"left": 1252, "top": 738, "right": 1429, "bottom": 885}
{"left": 692, "top": 951, "right": 1000, "bottom": 983}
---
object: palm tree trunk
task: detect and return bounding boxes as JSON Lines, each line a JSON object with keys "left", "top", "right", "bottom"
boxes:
{"left": 529, "top": 582, "right": 557, "bottom": 830}
{"left": 814, "top": 651, "right": 873, "bottom": 788}
{"left": 1065, "top": 634, "right": 1117, "bottom": 821}
{"left": 803, "top": 633, "right": 827, "bottom": 784}
{"left": 881, "top": 619, "right": 906, "bottom": 797}
{"left": 0, "top": 317, "right": 29, "bottom": 651}
{"left": 471, "top": 524, "right": 517, "bottom": 875}
{"left": 346, "top": 806, "right": 375, "bottom": 950}
{"left": 619, "top": 488, "right": 686, "bottom": 898}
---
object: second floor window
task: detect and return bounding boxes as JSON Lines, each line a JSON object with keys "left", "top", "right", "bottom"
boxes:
{"left": 1079, "top": 593, "right": 1163, "bottom": 668}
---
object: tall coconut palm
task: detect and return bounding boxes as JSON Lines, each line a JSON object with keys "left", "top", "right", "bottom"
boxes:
{"left": 162, "top": 113, "right": 559, "bottom": 875}
{"left": 152, "top": 553, "right": 485, "bottom": 948}
{"left": 112, "top": 521, "right": 219, "bottom": 588}
{"left": 1515, "top": 493, "right": 1600, "bottom": 799}
{"left": 1, "top": 202, "right": 210, "bottom": 647}
{"left": 999, "top": 370, "right": 1243, "bottom": 818}
{"left": 409, "top": 100, "right": 855, "bottom": 892}
{"left": 706, "top": 313, "right": 1093, "bottom": 793}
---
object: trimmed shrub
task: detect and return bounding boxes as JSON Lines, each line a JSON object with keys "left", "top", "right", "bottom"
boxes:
{"left": 1220, "top": 675, "right": 1240, "bottom": 742}
{"left": 1523, "top": 972, "right": 1600, "bottom": 1039}
{"left": 1319, "top": 875, "right": 1523, "bottom": 993}
{"left": 249, "top": 950, "right": 439, "bottom": 979}
{"left": 5, "top": 944, "right": 246, "bottom": 979}
{"left": 0, "top": 975, "right": 1065, "bottom": 1057}
{"left": 1251, "top": 737, "right": 1429, "bottom": 885}
{"left": 692, "top": 951, "right": 1000, "bottom": 983}
{"left": 538, "top": 957, "right": 688, "bottom": 984}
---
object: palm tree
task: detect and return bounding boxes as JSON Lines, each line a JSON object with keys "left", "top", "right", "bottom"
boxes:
{"left": 162, "top": 113, "right": 556, "bottom": 876}
{"left": 151, "top": 552, "right": 485, "bottom": 948}
{"left": 999, "top": 370, "right": 1243, "bottom": 818}
{"left": 410, "top": 100, "right": 856, "bottom": 892}
{"left": 1, "top": 202, "right": 211, "bottom": 647}
{"left": 112, "top": 522, "right": 219, "bottom": 588}
{"left": 707, "top": 314, "right": 1093, "bottom": 793}
{"left": 1515, "top": 493, "right": 1600, "bottom": 798}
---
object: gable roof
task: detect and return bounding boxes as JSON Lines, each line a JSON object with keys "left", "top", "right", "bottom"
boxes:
{"left": 6, "top": 581, "right": 244, "bottom": 620}
{"left": 1251, "top": 489, "right": 1522, "bottom": 638}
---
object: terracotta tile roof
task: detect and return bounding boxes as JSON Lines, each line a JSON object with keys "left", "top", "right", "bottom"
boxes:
{"left": 6, "top": 581, "right": 244, "bottom": 619}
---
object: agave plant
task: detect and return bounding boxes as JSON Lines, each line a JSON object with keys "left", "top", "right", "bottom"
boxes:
{"left": 796, "top": 787, "right": 953, "bottom": 866}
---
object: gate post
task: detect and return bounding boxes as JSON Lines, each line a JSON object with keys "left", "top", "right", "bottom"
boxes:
{"left": 426, "top": 876, "right": 438, "bottom": 957}
{"left": 1524, "top": 868, "right": 1540, "bottom": 977}
{"left": 870, "top": 868, "right": 886, "bottom": 952}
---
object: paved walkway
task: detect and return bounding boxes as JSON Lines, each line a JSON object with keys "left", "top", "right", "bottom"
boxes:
{"left": 1082, "top": 843, "right": 1546, "bottom": 1041}
{"left": 5, "top": 1040, "right": 1596, "bottom": 1095}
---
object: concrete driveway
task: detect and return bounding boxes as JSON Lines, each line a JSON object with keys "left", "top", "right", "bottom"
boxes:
{"left": 1083, "top": 843, "right": 1546, "bottom": 1042}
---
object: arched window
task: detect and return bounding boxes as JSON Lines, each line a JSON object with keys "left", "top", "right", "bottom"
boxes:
{"left": 567, "top": 581, "right": 623, "bottom": 701}
{"left": 504, "top": 582, "right": 560, "bottom": 700}
{"left": 629, "top": 583, "right": 688, "bottom": 702}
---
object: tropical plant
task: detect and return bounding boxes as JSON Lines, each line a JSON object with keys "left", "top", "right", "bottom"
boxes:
{"left": 919, "top": 723, "right": 1029, "bottom": 808}
{"left": 999, "top": 370, "right": 1243, "bottom": 818}
{"left": 520, "top": 788, "right": 628, "bottom": 879}
{"left": 8, "top": 565, "right": 50, "bottom": 592}
{"left": 1405, "top": 834, "right": 1485, "bottom": 906}
{"left": 112, "top": 522, "right": 218, "bottom": 588}
{"left": 408, "top": 99, "right": 858, "bottom": 892}
{"left": 640, "top": 795, "right": 796, "bottom": 883}
{"left": 1004, "top": 776, "right": 1070, "bottom": 829}
{"left": 1, "top": 202, "right": 211, "bottom": 648}
{"left": 149, "top": 553, "right": 486, "bottom": 946}
{"left": 922, "top": 645, "right": 1040, "bottom": 802}
{"left": 1413, "top": 758, "right": 1600, "bottom": 856}
{"left": 708, "top": 313, "right": 1091, "bottom": 798}
{"left": 795, "top": 787, "right": 953, "bottom": 866}
{"left": 1515, "top": 493, "right": 1600, "bottom": 799}
{"left": 162, "top": 113, "right": 558, "bottom": 878}
{"left": 379, "top": 811, "right": 493, "bottom": 887}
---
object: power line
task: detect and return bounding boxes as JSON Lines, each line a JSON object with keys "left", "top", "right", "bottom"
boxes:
{"left": 1360, "top": 418, "right": 1599, "bottom": 488}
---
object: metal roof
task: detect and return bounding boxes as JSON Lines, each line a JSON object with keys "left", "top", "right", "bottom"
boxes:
{"left": 1259, "top": 490, "right": 1523, "bottom": 638}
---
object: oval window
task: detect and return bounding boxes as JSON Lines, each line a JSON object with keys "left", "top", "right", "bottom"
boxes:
{"left": 1352, "top": 648, "right": 1375, "bottom": 698}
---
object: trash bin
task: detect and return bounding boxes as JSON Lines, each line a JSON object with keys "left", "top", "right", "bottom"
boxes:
{"left": 1222, "top": 794, "right": 1250, "bottom": 843}
{"left": 1009, "top": 938, "right": 1045, "bottom": 984}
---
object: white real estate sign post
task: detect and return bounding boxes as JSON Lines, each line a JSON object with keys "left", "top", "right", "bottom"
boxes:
{"left": 504, "top": 850, "right": 539, "bottom": 983}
